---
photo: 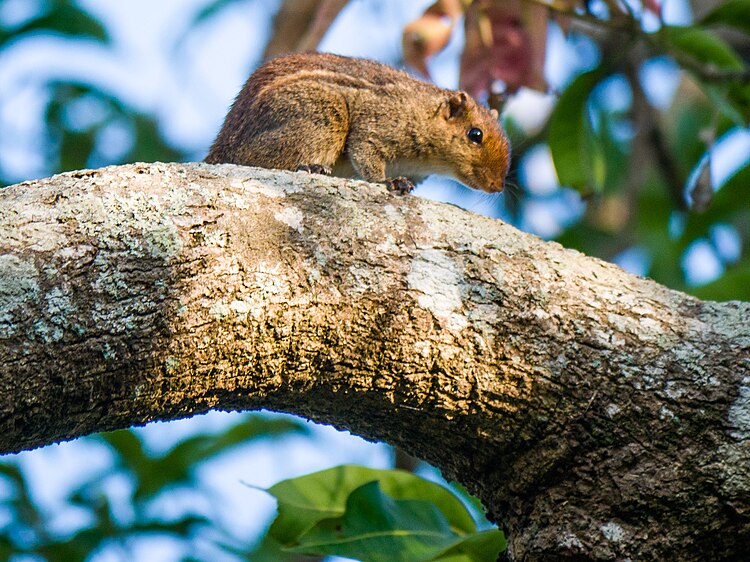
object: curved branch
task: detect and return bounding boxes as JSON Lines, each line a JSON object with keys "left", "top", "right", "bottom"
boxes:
{"left": 0, "top": 162, "right": 748, "bottom": 561}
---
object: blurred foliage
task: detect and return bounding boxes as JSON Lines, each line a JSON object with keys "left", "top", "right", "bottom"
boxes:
{"left": 0, "top": 0, "right": 108, "bottom": 45}
{"left": 519, "top": 0, "right": 750, "bottom": 300}
{"left": 0, "top": 0, "right": 184, "bottom": 187}
{"left": 1, "top": 0, "right": 749, "bottom": 560}
{"left": 0, "top": 414, "right": 310, "bottom": 561}
{"left": 44, "top": 81, "right": 184, "bottom": 174}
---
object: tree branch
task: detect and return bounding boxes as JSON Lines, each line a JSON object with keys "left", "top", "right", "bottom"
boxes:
{"left": 1, "top": 162, "right": 748, "bottom": 561}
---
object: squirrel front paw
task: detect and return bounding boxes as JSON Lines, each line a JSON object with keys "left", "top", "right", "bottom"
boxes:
{"left": 385, "top": 176, "right": 415, "bottom": 195}
{"left": 296, "top": 164, "right": 332, "bottom": 175}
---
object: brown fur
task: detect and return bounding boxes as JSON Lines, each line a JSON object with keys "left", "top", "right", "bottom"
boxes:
{"left": 206, "top": 52, "right": 510, "bottom": 193}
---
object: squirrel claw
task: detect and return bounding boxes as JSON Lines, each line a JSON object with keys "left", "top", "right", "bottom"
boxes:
{"left": 296, "top": 164, "right": 332, "bottom": 175}
{"left": 386, "top": 177, "right": 414, "bottom": 195}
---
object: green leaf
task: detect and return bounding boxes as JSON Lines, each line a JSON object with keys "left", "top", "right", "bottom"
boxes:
{"left": 445, "top": 481, "right": 494, "bottom": 530}
{"left": 0, "top": 461, "right": 25, "bottom": 489}
{"left": 289, "top": 481, "right": 457, "bottom": 561}
{"left": 287, "top": 481, "right": 504, "bottom": 562}
{"left": 435, "top": 528, "right": 507, "bottom": 561}
{"left": 547, "top": 70, "right": 604, "bottom": 193}
{"left": 682, "top": 156, "right": 750, "bottom": 241}
{"left": 678, "top": 158, "right": 750, "bottom": 301}
{"left": 0, "top": 461, "right": 44, "bottom": 537}
{"left": 16, "top": 5, "right": 109, "bottom": 43}
{"left": 202, "top": 414, "right": 310, "bottom": 458}
{"left": 663, "top": 26, "right": 744, "bottom": 71}
{"left": 246, "top": 533, "right": 321, "bottom": 562}
{"left": 35, "top": 514, "right": 209, "bottom": 562}
{"left": 127, "top": 115, "right": 184, "bottom": 164}
{"left": 98, "top": 429, "right": 151, "bottom": 470}
{"left": 59, "top": 129, "right": 96, "bottom": 171}
{"left": 727, "top": 82, "right": 750, "bottom": 122}
{"left": 701, "top": 0, "right": 750, "bottom": 35}
{"left": 264, "top": 465, "right": 478, "bottom": 545}
{"left": 662, "top": 26, "right": 750, "bottom": 123}
{"left": 585, "top": 107, "right": 607, "bottom": 191}
{"left": 700, "top": 82, "right": 746, "bottom": 128}
{"left": 129, "top": 515, "right": 210, "bottom": 536}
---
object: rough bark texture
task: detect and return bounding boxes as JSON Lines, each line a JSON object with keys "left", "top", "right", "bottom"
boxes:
{"left": 1, "top": 162, "right": 749, "bottom": 561}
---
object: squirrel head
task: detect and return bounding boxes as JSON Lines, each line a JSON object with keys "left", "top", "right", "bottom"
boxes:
{"left": 436, "top": 91, "right": 510, "bottom": 193}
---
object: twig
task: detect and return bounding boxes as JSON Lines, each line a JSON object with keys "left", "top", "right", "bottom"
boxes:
{"left": 668, "top": 53, "right": 750, "bottom": 84}
{"left": 521, "top": 0, "right": 750, "bottom": 86}
{"left": 522, "top": 0, "right": 636, "bottom": 33}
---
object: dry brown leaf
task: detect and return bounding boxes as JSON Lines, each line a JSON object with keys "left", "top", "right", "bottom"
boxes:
{"left": 403, "top": 0, "right": 465, "bottom": 77}
{"left": 460, "top": 0, "right": 548, "bottom": 100}
{"left": 592, "top": 194, "right": 630, "bottom": 233}
{"left": 425, "top": 0, "right": 466, "bottom": 19}
{"left": 403, "top": 14, "right": 455, "bottom": 76}
{"left": 643, "top": 0, "right": 662, "bottom": 15}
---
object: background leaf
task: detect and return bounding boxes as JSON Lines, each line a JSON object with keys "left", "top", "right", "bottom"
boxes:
{"left": 14, "top": 4, "right": 109, "bottom": 43}
{"left": 280, "top": 478, "right": 505, "bottom": 562}
{"left": 663, "top": 25, "right": 744, "bottom": 70}
{"left": 289, "top": 481, "right": 462, "bottom": 561}
{"left": 701, "top": 0, "right": 750, "bottom": 34}
{"left": 266, "top": 464, "right": 479, "bottom": 546}
{"left": 547, "top": 69, "right": 603, "bottom": 192}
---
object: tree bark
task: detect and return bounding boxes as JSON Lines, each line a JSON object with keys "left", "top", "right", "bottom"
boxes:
{"left": 1, "top": 162, "right": 748, "bottom": 561}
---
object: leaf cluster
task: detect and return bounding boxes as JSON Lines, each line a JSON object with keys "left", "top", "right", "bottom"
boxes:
{"left": 0, "top": 414, "right": 308, "bottom": 561}
{"left": 258, "top": 465, "right": 505, "bottom": 562}
{"left": 0, "top": 1, "right": 185, "bottom": 187}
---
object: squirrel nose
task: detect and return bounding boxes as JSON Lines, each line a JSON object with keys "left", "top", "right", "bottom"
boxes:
{"left": 486, "top": 180, "right": 503, "bottom": 193}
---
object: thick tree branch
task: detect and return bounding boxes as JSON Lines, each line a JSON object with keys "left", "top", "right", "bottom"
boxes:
{"left": 0, "top": 162, "right": 748, "bottom": 561}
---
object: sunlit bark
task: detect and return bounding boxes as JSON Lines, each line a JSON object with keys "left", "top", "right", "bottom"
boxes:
{"left": 1, "top": 162, "right": 748, "bottom": 561}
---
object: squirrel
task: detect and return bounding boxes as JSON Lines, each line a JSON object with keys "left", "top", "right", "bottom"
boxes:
{"left": 205, "top": 52, "right": 510, "bottom": 194}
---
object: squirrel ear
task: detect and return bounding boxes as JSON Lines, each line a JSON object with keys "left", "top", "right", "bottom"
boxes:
{"left": 490, "top": 108, "right": 499, "bottom": 120}
{"left": 440, "top": 92, "right": 468, "bottom": 120}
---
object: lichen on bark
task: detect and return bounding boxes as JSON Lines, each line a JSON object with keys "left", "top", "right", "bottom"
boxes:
{"left": 0, "top": 162, "right": 748, "bottom": 561}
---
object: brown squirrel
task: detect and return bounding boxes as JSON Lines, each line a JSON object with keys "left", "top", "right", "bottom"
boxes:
{"left": 205, "top": 52, "right": 510, "bottom": 193}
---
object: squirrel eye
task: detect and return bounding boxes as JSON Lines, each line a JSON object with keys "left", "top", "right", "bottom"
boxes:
{"left": 467, "top": 127, "right": 483, "bottom": 145}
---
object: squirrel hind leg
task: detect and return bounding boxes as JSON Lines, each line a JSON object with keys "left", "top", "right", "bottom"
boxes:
{"left": 232, "top": 118, "right": 347, "bottom": 172}
{"left": 246, "top": 87, "right": 349, "bottom": 172}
